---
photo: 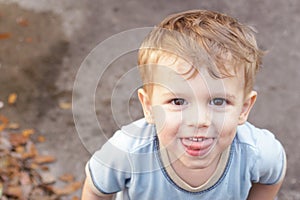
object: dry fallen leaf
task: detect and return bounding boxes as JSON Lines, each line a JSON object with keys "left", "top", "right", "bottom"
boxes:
{"left": 0, "top": 137, "right": 11, "bottom": 151}
{"left": 5, "top": 185, "right": 23, "bottom": 199}
{"left": 16, "top": 16, "right": 29, "bottom": 26}
{"left": 28, "top": 162, "right": 39, "bottom": 170}
{"left": 28, "top": 142, "right": 38, "bottom": 156}
{"left": 29, "top": 187, "right": 58, "bottom": 200}
{"left": 8, "top": 93, "right": 17, "bottom": 105}
{"left": 34, "top": 155, "right": 56, "bottom": 164}
{"left": 59, "top": 102, "right": 71, "bottom": 110}
{"left": 40, "top": 171, "right": 56, "bottom": 185}
{"left": 0, "top": 115, "right": 9, "bottom": 131}
{"left": 0, "top": 155, "right": 10, "bottom": 169}
{"left": 8, "top": 122, "right": 20, "bottom": 130}
{"left": 39, "top": 165, "right": 50, "bottom": 171}
{"left": 37, "top": 135, "right": 46, "bottom": 143}
{"left": 9, "top": 133, "right": 28, "bottom": 146}
{"left": 21, "top": 142, "right": 38, "bottom": 159}
{"left": 20, "top": 171, "right": 31, "bottom": 185}
{"left": 21, "top": 185, "right": 32, "bottom": 200}
{"left": 59, "top": 173, "right": 74, "bottom": 183}
{"left": 15, "top": 146, "right": 25, "bottom": 153}
{"left": 22, "top": 129, "right": 35, "bottom": 137}
{"left": 0, "top": 32, "right": 11, "bottom": 39}
{"left": 25, "top": 37, "right": 33, "bottom": 43}
{"left": 1, "top": 105, "right": 80, "bottom": 199}
{"left": 52, "top": 181, "right": 82, "bottom": 196}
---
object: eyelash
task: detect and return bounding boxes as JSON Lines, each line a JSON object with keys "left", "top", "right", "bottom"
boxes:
{"left": 169, "top": 98, "right": 229, "bottom": 107}
{"left": 170, "top": 98, "right": 188, "bottom": 106}
{"left": 209, "top": 98, "right": 228, "bottom": 107}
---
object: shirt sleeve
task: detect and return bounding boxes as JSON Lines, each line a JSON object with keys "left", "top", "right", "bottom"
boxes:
{"left": 251, "top": 128, "right": 287, "bottom": 185}
{"left": 86, "top": 132, "right": 132, "bottom": 194}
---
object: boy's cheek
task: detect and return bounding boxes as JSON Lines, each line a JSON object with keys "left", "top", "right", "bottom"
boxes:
{"left": 216, "top": 120, "right": 239, "bottom": 140}
{"left": 152, "top": 105, "right": 182, "bottom": 133}
{"left": 211, "top": 112, "right": 240, "bottom": 133}
{"left": 151, "top": 105, "right": 166, "bottom": 132}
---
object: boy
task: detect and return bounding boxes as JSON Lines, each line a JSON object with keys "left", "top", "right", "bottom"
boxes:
{"left": 82, "top": 10, "right": 286, "bottom": 199}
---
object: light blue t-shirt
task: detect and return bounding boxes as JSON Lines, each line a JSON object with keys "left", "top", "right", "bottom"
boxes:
{"left": 87, "top": 118, "right": 286, "bottom": 200}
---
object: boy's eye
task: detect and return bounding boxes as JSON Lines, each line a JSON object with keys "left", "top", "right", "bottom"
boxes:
{"left": 170, "top": 98, "right": 187, "bottom": 106}
{"left": 210, "top": 98, "right": 227, "bottom": 106}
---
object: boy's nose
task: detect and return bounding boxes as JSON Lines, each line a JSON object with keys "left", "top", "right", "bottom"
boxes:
{"left": 184, "top": 105, "right": 211, "bottom": 128}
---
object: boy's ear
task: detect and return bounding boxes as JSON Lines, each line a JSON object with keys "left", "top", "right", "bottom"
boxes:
{"left": 238, "top": 91, "right": 257, "bottom": 125}
{"left": 138, "top": 88, "right": 154, "bottom": 124}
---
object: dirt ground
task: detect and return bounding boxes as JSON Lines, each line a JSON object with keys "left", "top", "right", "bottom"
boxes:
{"left": 0, "top": 0, "right": 299, "bottom": 199}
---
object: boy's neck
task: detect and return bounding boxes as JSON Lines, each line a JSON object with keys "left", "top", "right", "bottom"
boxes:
{"left": 160, "top": 146, "right": 230, "bottom": 191}
{"left": 171, "top": 155, "right": 220, "bottom": 187}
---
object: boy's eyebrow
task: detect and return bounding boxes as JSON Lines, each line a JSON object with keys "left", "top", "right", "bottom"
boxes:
{"left": 160, "top": 90, "right": 237, "bottom": 101}
{"left": 160, "top": 91, "right": 182, "bottom": 97}
{"left": 210, "top": 93, "right": 237, "bottom": 100}
{"left": 159, "top": 90, "right": 189, "bottom": 99}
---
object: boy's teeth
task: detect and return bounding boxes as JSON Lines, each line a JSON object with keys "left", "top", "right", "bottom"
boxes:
{"left": 189, "top": 137, "right": 204, "bottom": 142}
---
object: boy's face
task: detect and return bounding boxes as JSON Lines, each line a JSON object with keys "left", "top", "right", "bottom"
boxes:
{"left": 138, "top": 56, "right": 256, "bottom": 170}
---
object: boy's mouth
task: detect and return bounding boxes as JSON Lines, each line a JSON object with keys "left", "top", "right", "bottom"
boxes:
{"left": 181, "top": 137, "right": 215, "bottom": 157}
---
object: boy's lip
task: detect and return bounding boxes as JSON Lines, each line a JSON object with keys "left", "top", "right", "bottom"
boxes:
{"left": 180, "top": 137, "right": 215, "bottom": 157}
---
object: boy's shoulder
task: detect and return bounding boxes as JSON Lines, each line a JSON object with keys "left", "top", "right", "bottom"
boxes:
{"left": 235, "top": 122, "right": 286, "bottom": 185}
{"left": 234, "top": 122, "right": 284, "bottom": 169}
{"left": 90, "top": 118, "right": 158, "bottom": 176}
{"left": 109, "top": 118, "right": 157, "bottom": 152}
{"left": 235, "top": 122, "right": 279, "bottom": 149}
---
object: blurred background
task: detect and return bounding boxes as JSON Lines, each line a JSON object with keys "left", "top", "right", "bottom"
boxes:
{"left": 0, "top": 0, "right": 299, "bottom": 199}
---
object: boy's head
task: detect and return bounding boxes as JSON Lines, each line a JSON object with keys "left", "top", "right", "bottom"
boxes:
{"left": 137, "top": 10, "right": 262, "bottom": 169}
{"left": 138, "top": 10, "right": 264, "bottom": 97}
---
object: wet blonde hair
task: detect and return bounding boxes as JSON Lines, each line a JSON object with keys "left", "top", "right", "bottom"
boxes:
{"left": 138, "top": 10, "right": 264, "bottom": 96}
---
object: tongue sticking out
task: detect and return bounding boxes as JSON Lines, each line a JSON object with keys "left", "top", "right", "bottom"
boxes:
{"left": 181, "top": 138, "right": 215, "bottom": 156}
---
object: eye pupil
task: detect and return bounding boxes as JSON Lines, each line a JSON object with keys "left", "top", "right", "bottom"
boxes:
{"left": 173, "top": 98, "right": 185, "bottom": 105}
{"left": 212, "top": 98, "right": 224, "bottom": 106}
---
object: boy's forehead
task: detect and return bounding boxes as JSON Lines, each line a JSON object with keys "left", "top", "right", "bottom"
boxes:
{"left": 154, "top": 53, "right": 237, "bottom": 76}
{"left": 150, "top": 56, "right": 245, "bottom": 94}
{"left": 156, "top": 54, "right": 195, "bottom": 75}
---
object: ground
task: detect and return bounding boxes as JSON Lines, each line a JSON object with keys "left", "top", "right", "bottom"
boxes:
{"left": 0, "top": 0, "right": 299, "bottom": 199}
